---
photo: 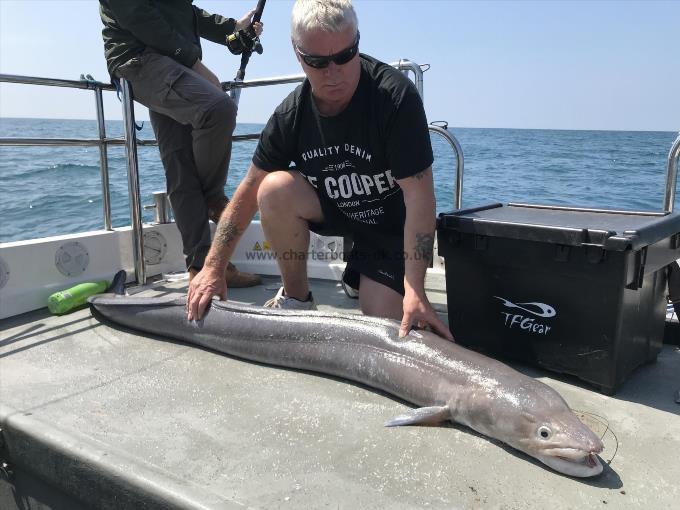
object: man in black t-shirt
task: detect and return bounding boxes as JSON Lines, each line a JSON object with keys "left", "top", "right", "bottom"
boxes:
{"left": 187, "top": 0, "right": 452, "bottom": 341}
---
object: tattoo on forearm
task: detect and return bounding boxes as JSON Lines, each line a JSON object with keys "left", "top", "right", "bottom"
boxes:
{"left": 214, "top": 220, "right": 242, "bottom": 250}
{"left": 414, "top": 233, "right": 434, "bottom": 262}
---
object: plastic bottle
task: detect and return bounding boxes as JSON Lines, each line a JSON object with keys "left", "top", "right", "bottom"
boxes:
{"left": 47, "top": 280, "right": 109, "bottom": 315}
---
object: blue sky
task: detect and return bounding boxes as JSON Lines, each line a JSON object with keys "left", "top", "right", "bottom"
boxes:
{"left": 0, "top": 0, "right": 678, "bottom": 131}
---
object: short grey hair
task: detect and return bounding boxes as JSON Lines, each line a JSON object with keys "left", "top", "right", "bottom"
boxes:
{"left": 291, "top": 0, "right": 359, "bottom": 47}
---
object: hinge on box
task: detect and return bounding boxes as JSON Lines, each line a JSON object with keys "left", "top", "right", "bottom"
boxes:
{"left": 670, "top": 233, "right": 680, "bottom": 250}
{"left": 627, "top": 246, "right": 647, "bottom": 290}
{"left": 581, "top": 230, "right": 616, "bottom": 264}
{"left": 583, "top": 244, "right": 607, "bottom": 264}
{"left": 474, "top": 235, "right": 488, "bottom": 251}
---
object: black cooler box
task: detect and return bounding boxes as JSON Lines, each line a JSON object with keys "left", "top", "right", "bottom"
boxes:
{"left": 437, "top": 203, "right": 680, "bottom": 394}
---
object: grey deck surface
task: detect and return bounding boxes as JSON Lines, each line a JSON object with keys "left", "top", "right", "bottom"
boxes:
{"left": 1, "top": 275, "right": 679, "bottom": 510}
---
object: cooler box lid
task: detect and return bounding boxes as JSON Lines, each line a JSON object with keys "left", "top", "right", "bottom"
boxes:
{"left": 438, "top": 203, "right": 680, "bottom": 251}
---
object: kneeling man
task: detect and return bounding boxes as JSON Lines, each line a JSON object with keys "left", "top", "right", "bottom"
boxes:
{"left": 187, "top": 0, "right": 452, "bottom": 341}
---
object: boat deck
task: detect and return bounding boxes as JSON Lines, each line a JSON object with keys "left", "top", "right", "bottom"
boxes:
{"left": 1, "top": 275, "right": 679, "bottom": 510}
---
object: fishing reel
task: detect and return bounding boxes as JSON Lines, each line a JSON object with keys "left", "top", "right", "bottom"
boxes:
{"left": 226, "top": 25, "right": 263, "bottom": 55}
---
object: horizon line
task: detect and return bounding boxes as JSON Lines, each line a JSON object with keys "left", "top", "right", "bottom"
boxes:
{"left": 0, "top": 116, "right": 677, "bottom": 134}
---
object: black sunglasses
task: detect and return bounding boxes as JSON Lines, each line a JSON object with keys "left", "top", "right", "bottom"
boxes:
{"left": 295, "top": 32, "right": 360, "bottom": 69}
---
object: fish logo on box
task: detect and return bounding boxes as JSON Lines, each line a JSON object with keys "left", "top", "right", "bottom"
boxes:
{"left": 494, "top": 296, "right": 556, "bottom": 335}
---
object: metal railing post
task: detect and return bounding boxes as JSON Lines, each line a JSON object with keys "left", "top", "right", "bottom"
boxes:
{"left": 663, "top": 132, "right": 680, "bottom": 213}
{"left": 390, "top": 60, "right": 424, "bottom": 100}
{"left": 120, "top": 78, "right": 146, "bottom": 285}
{"left": 94, "top": 87, "right": 112, "bottom": 230}
{"left": 428, "top": 125, "right": 464, "bottom": 209}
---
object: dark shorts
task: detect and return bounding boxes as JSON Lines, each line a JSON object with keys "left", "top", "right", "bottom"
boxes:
{"left": 309, "top": 198, "right": 406, "bottom": 296}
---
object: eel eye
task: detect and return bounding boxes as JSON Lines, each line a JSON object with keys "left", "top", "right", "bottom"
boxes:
{"left": 538, "top": 426, "right": 552, "bottom": 439}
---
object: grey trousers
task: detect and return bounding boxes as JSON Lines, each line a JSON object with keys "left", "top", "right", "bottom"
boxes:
{"left": 116, "top": 50, "right": 237, "bottom": 269}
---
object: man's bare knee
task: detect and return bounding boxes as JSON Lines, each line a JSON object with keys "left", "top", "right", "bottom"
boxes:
{"left": 257, "top": 171, "right": 322, "bottom": 222}
{"left": 257, "top": 171, "right": 296, "bottom": 210}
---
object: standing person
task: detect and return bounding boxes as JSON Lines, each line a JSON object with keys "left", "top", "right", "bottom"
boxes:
{"left": 187, "top": 0, "right": 452, "bottom": 341}
{"left": 99, "top": 0, "right": 263, "bottom": 287}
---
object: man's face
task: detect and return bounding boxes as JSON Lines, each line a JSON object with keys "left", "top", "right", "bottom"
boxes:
{"left": 294, "top": 27, "right": 361, "bottom": 111}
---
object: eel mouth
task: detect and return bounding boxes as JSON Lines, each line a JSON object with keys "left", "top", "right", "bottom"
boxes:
{"left": 536, "top": 448, "right": 604, "bottom": 477}
{"left": 557, "top": 452, "right": 599, "bottom": 468}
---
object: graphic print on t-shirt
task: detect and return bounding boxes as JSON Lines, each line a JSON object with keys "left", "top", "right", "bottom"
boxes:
{"left": 298, "top": 141, "right": 403, "bottom": 228}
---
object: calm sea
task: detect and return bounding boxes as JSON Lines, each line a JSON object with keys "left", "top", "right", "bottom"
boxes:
{"left": 0, "top": 118, "right": 677, "bottom": 243}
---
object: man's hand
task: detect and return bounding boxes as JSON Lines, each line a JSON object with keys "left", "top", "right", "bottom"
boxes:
{"left": 236, "top": 8, "right": 264, "bottom": 36}
{"left": 191, "top": 59, "right": 222, "bottom": 90}
{"left": 399, "top": 289, "right": 454, "bottom": 341}
{"left": 186, "top": 266, "right": 227, "bottom": 321}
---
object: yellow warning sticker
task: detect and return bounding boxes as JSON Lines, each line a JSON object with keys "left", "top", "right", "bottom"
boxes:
{"left": 263, "top": 241, "right": 270, "bottom": 251}
{"left": 253, "top": 242, "right": 262, "bottom": 251}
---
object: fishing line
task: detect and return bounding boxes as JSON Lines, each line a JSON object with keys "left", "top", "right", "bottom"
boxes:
{"left": 574, "top": 409, "right": 619, "bottom": 464}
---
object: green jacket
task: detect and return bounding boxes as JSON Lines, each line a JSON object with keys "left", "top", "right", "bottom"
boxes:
{"left": 99, "top": 0, "right": 236, "bottom": 76}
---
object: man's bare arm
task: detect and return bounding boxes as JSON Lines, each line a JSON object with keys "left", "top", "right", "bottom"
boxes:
{"left": 204, "top": 164, "right": 266, "bottom": 271}
{"left": 399, "top": 167, "right": 436, "bottom": 297}
{"left": 397, "top": 167, "right": 453, "bottom": 341}
{"left": 186, "top": 163, "right": 267, "bottom": 320}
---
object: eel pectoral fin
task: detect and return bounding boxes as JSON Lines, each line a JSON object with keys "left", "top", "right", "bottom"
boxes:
{"left": 384, "top": 405, "right": 451, "bottom": 427}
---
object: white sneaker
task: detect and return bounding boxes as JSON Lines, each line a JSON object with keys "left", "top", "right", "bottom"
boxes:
{"left": 263, "top": 286, "right": 317, "bottom": 310}
{"left": 341, "top": 278, "right": 359, "bottom": 299}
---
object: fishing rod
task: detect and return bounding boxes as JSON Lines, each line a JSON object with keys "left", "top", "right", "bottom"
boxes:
{"left": 227, "top": 0, "right": 267, "bottom": 105}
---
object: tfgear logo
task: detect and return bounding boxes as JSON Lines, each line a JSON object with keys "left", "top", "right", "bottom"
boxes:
{"left": 494, "top": 296, "right": 556, "bottom": 335}
{"left": 493, "top": 297, "right": 556, "bottom": 318}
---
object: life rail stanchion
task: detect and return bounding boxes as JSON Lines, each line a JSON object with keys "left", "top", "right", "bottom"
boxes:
{"left": 663, "top": 132, "right": 680, "bottom": 213}
{"left": 428, "top": 122, "right": 464, "bottom": 210}
{"left": 94, "top": 85, "right": 113, "bottom": 230}
{"left": 120, "top": 78, "right": 146, "bottom": 285}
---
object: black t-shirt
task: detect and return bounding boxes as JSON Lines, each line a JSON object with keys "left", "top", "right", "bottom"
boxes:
{"left": 253, "top": 54, "right": 433, "bottom": 236}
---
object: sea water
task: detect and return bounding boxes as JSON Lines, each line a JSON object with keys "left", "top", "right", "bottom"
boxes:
{"left": 0, "top": 118, "right": 676, "bottom": 243}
